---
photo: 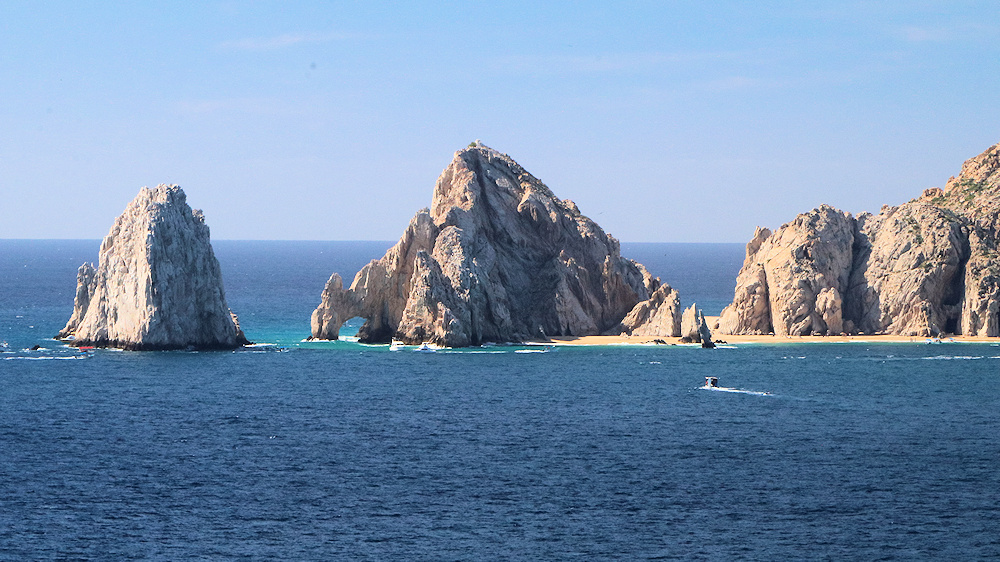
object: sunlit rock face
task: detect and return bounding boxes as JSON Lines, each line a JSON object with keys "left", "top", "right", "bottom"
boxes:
{"left": 311, "top": 144, "right": 663, "bottom": 346}
{"left": 718, "top": 206, "right": 855, "bottom": 336}
{"left": 718, "top": 141, "right": 1000, "bottom": 338}
{"left": 58, "top": 184, "right": 248, "bottom": 350}
{"left": 617, "top": 284, "right": 681, "bottom": 338}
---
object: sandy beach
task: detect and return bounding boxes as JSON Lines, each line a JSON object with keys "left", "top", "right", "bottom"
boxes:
{"left": 545, "top": 334, "right": 999, "bottom": 346}
{"left": 543, "top": 316, "right": 1000, "bottom": 346}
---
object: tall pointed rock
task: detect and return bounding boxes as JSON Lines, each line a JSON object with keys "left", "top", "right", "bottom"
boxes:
{"left": 58, "top": 184, "right": 248, "bottom": 350}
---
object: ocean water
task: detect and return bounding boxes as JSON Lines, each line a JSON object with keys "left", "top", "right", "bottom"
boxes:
{"left": 2, "top": 240, "right": 1000, "bottom": 559}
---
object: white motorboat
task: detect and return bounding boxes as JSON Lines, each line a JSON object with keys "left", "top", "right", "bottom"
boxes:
{"left": 415, "top": 342, "right": 437, "bottom": 353}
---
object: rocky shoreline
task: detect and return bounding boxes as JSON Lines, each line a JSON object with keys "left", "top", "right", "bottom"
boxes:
{"left": 57, "top": 141, "right": 1000, "bottom": 349}
{"left": 716, "top": 142, "right": 1000, "bottom": 339}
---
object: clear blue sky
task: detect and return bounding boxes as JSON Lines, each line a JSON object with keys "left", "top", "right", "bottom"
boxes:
{"left": 2, "top": 2, "right": 998, "bottom": 242}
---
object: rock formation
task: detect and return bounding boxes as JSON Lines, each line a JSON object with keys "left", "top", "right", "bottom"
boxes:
{"left": 618, "top": 283, "right": 682, "bottom": 337}
{"left": 717, "top": 205, "right": 855, "bottom": 336}
{"left": 311, "top": 143, "right": 670, "bottom": 346}
{"left": 58, "top": 184, "right": 249, "bottom": 350}
{"left": 679, "top": 303, "right": 715, "bottom": 347}
{"left": 718, "top": 141, "right": 1000, "bottom": 337}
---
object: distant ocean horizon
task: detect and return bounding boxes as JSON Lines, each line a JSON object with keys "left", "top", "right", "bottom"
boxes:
{"left": 4, "top": 239, "right": 1000, "bottom": 559}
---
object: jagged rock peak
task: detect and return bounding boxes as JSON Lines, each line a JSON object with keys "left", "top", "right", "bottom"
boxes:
{"left": 311, "top": 144, "right": 662, "bottom": 346}
{"left": 944, "top": 142, "right": 1000, "bottom": 196}
{"left": 719, "top": 140, "right": 1000, "bottom": 338}
{"left": 58, "top": 184, "right": 248, "bottom": 350}
{"left": 617, "top": 283, "right": 681, "bottom": 338}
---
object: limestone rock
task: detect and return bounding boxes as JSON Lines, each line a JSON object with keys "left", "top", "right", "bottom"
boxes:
{"left": 311, "top": 144, "right": 660, "bottom": 346}
{"left": 718, "top": 205, "right": 855, "bottom": 336}
{"left": 58, "top": 263, "right": 96, "bottom": 339}
{"left": 720, "top": 141, "right": 1000, "bottom": 338}
{"left": 618, "top": 283, "right": 681, "bottom": 337}
{"left": 58, "top": 185, "right": 248, "bottom": 350}
{"left": 679, "top": 303, "right": 714, "bottom": 346}
{"left": 940, "top": 143, "right": 1000, "bottom": 336}
{"left": 680, "top": 303, "right": 701, "bottom": 341}
{"left": 715, "top": 227, "right": 772, "bottom": 335}
{"left": 960, "top": 228, "right": 1000, "bottom": 336}
{"left": 697, "top": 312, "right": 715, "bottom": 348}
{"left": 847, "top": 203, "right": 966, "bottom": 336}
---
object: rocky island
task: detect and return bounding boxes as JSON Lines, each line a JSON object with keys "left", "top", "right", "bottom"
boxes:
{"left": 58, "top": 184, "right": 249, "bottom": 350}
{"left": 312, "top": 143, "right": 681, "bottom": 346}
{"left": 717, "top": 141, "right": 1000, "bottom": 338}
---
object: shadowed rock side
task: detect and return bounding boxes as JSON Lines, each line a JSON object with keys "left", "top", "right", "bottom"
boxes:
{"left": 311, "top": 144, "right": 671, "bottom": 346}
{"left": 58, "top": 185, "right": 249, "bottom": 350}
{"left": 718, "top": 141, "right": 1000, "bottom": 337}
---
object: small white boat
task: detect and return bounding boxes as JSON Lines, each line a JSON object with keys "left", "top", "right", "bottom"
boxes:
{"left": 415, "top": 342, "right": 437, "bottom": 353}
{"left": 701, "top": 376, "right": 770, "bottom": 396}
{"left": 389, "top": 340, "right": 404, "bottom": 351}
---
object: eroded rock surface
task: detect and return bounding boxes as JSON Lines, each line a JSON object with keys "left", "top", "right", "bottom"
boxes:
{"left": 719, "top": 141, "right": 1000, "bottom": 337}
{"left": 58, "top": 185, "right": 248, "bottom": 350}
{"left": 618, "top": 283, "right": 681, "bottom": 337}
{"left": 718, "top": 205, "right": 854, "bottom": 336}
{"left": 847, "top": 203, "right": 967, "bottom": 336}
{"left": 679, "top": 303, "right": 714, "bottom": 346}
{"left": 311, "top": 144, "right": 661, "bottom": 346}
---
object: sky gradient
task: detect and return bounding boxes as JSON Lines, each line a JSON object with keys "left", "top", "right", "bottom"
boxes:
{"left": 2, "top": 2, "right": 999, "bottom": 242}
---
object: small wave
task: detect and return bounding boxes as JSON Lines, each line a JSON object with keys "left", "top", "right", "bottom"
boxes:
{"left": 922, "top": 355, "right": 984, "bottom": 361}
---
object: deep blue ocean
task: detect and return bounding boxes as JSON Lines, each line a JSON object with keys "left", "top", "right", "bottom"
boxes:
{"left": 3, "top": 240, "right": 1000, "bottom": 559}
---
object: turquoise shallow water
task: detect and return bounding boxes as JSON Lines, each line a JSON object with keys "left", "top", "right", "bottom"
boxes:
{"left": 2, "top": 240, "right": 999, "bottom": 559}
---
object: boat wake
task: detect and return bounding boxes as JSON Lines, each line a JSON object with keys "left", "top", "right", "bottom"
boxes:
{"left": 700, "top": 376, "right": 770, "bottom": 396}
{"left": 701, "top": 386, "right": 771, "bottom": 396}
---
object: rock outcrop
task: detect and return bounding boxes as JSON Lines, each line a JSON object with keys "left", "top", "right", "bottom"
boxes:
{"left": 717, "top": 205, "right": 855, "bottom": 336}
{"left": 847, "top": 203, "right": 966, "bottom": 335}
{"left": 718, "top": 141, "right": 1000, "bottom": 337}
{"left": 58, "top": 184, "right": 248, "bottom": 350}
{"left": 679, "top": 303, "right": 714, "bottom": 346}
{"left": 618, "top": 283, "right": 682, "bottom": 337}
{"left": 311, "top": 144, "right": 665, "bottom": 346}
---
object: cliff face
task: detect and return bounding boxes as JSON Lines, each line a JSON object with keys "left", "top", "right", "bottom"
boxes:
{"left": 717, "top": 205, "right": 854, "bottom": 336}
{"left": 58, "top": 184, "right": 248, "bottom": 350}
{"left": 719, "top": 142, "right": 1000, "bottom": 337}
{"left": 312, "top": 144, "right": 665, "bottom": 346}
{"left": 847, "top": 203, "right": 967, "bottom": 335}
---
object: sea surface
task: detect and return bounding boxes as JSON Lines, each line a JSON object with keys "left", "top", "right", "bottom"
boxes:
{"left": 2, "top": 240, "right": 999, "bottom": 559}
